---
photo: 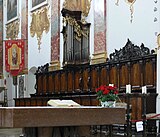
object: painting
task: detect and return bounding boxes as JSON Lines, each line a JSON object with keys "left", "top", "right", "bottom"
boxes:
{"left": 19, "top": 75, "right": 25, "bottom": 98}
{"left": 31, "top": 0, "right": 47, "bottom": 11}
{"left": 7, "top": 0, "right": 18, "bottom": 23}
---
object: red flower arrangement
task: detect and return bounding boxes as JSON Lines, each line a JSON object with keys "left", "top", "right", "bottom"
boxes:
{"left": 96, "top": 85, "right": 119, "bottom": 102}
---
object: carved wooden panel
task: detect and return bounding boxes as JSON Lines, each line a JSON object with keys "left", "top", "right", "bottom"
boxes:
{"left": 36, "top": 99, "right": 43, "bottom": 106}
{"left": 100, "top": 67, "right": 107, "bottom": 85}
{"left": 74, "top": 71, "right": 80, "bottom": 92}
{"left": 144, "top": 61, "right": 154, "bottom": 87}
{"left": 81, "top": 96, "right": 91, "bottom": 106}
{"left": 109, "top": 66, "right": 117, "bottom": 86}
{"left": 37, "top": 75, "right": 42, "bottom": 94}
{"left": 72, "top": 97, "right": 81, "bottom": 105}
{"left": 91, "top": 69, "right": 98, "bottom": 91}
{"left": 31, "top": 99, "right": 37, "bottom": 106}
{"left": 48, "top": 74, "right": 54, "bottom": 93}
{"left": 83, "top": 69, "right": 89, "bottom": 92}
{"left": 131, "top": 97, "right": 142, "bottom": 120}
{"left": 54, "top": 73, "right": 60, "bottom": 93}
{"left": 61, "top": 72, "right": 66, "bottom": 93}
{"left": 19, "top": 100, "right": 25, "bottom": 106}
{"left": 68, "top": 72, "right": 73, "bottom": 92}
{"left": 119, "top": 64, "right": 129, "bottom": 89}
{"left": 25, "top": 99, "right": 31, "bottom": 106}
{"left": 43, "top": 75, "right": 47, "bottom": 94}
{"left": 131, "top": 63, "right": 141, "bottom": 88}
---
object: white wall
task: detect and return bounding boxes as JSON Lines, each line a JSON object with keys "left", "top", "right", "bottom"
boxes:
{"left": 107, "top": 0, "right": 159, "bottom": 54}
{"left": 28, "top": 0, "right": 51, "bottom": 69}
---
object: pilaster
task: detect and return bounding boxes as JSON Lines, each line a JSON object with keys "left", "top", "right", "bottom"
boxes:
{"left": 50, "top": 0, "right": 60, "bottom": 71}
{"left": 91, "top": 0, "right": 107, "bottom": 65}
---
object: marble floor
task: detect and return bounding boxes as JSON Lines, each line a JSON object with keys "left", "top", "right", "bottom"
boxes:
{"left": 0, "top": 128, "right": 22, "bottom": 137}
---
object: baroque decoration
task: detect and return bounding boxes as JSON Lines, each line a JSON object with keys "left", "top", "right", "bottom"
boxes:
{"left": 115, "top": 0, "right": 136, "bottom": 22}
{"left": 63, "top": 0, "right": 92, "bottom": 21}
{"left": 6, "top": 20, "right": 20, "bottom": 39}
{"left": 109, "top": 39, "right": 155, "bottom": 62}
{"left": 63, "top": 16, "right": 89, "bottom": 42}
{"left": 30, "top": 6, "right": 50, "bottom": 51}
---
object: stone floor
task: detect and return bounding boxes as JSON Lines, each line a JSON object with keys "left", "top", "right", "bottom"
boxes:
{"left": 0, "top": 128, "right": 22, "bottom": 137}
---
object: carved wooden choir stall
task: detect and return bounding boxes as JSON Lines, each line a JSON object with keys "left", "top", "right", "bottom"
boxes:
{"left": 14, "top": 9, "right": 158, "bottom": 136}
{"left": 15, "top": 39, "right": 157, "bottom": 136}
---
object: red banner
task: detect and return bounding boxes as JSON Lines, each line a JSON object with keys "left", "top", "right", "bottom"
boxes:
{"left": 5, "top": 40, "right": 25, "bottom": 76}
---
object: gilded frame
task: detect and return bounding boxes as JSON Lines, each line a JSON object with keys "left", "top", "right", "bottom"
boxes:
{"left": 31, "top": 0, "right": 48, "bottom": 11}
{"left": 7, "top": 0, "right": 18, "bottom": 24}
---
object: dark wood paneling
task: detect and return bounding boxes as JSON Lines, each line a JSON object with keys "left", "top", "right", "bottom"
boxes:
{"left": 100, "top": 67, "right": 107, "bottom": 85}
{"left": 37, "top": 75, "right": 42, "bottom": 94}
{"left": 131, "top": 63, "right": 141, "bottom": 88}
{"left": 60, "top": 72, "right": 66, "bottom": 93}
{"left": 109, "top": 66, "right": 117, "bottom": 86}
{"left": 43, "top": 75, "right": 47, "bottom": 94}
{"left": 54, "top": 73, "right": 60, "bottom": 93}
{"left": 48, "top": 74, "right": 54, "bottom": 94}
{"left": 68, "top": 71, "right": 73, "bottom": 92}
{"left": 144, "top": 61, "right": 153, "bottom": 86}
{"left": 83, "top": 69, "right": 89, "bottom": 92}
{"left": 91, "top": 69, "right": 98, "bottom": 91}
{"left": 74, "top": 71, "right": 80, "bottom": 92}
{"left": 119, "top": 64, "right": 129, "bottom": 89}
{"left": 131, "top": 97, "right": 142, "bottom": 120}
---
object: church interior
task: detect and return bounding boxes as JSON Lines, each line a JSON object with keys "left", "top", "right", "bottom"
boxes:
{"left": 0, "top": 0, "right": 160, "bottom": 136}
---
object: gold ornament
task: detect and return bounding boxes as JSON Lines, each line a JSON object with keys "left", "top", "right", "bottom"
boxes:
{"left": 6, "top": 20, "right": 20, "bottom": 40}
{"left": 30, "top": 6, "right": 50, "bottom": 51}
{"left": 115, "top": 0, "right": 136, "bottom": 23}
{"left": 63, "top": 0, "right": 92, "bottom": 21}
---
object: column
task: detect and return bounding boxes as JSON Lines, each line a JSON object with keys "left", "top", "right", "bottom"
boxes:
{"left": 50, "top": 0, "right": 60, "bottom": 71}
{"left": 91, "top": 0, "right": 107, "bottom": 64}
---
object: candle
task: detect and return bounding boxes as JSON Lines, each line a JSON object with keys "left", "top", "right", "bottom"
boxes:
{"left": 109, "top": 84, "right": 114, "bottom": 87}
{"left": 126, "top": 84, "right": 131, "bottom": 94}
{"left": 142, "top": 86, "right": 147, "bottom": 94}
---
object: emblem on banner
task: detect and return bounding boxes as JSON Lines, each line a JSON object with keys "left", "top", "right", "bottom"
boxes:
{"left": 5, "top": 40, "right": 25, "bottom": 76}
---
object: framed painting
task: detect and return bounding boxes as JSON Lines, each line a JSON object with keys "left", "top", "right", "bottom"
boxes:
{"left": 7, "top": 0, "right": 18, "bottom": 23}
{"left": 31, "top": 0, "right": 48, "bottom": 11}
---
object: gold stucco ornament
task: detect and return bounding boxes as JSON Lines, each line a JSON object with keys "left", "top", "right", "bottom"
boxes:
{"left": 30, "top": 6, "right": 50, "bottom": 51}
{"left": 6, "top": 20, "right": 20, "bottom": 40}
{"left": 115, "top": 0, "right": 136, "bottom": 23}
{"left": 63, "top": 0, "right": 92, "bottom": 22}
